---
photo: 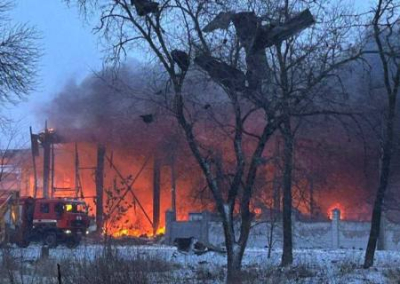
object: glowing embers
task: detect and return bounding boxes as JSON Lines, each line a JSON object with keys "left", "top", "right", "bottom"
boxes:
{"left": 111, "top": 226, "right": 165, "bottom": 238}
{"left": 155, "top": 226, "right": 165, "bottom": 235}
{"left": 253, "top": 208, "right": 262, "bottom": 216}
{"left": 112, "top": 228, "right": 142, "bottom": 238}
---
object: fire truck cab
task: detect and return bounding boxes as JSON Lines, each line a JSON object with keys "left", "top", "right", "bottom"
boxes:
{"left": 20, "top": 198, "right": 90, "bottom": 248}
{"left": 1, "top": 190, "right": 92, "bottom": 248}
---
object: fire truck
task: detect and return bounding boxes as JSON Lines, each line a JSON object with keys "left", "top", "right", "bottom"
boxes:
{"left": 0, "top": 191, "right": 91, "bottom": 248}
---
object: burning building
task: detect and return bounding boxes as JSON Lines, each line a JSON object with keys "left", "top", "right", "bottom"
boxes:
{"left": 0, "top": 63, "right": 388, "bottom": 238}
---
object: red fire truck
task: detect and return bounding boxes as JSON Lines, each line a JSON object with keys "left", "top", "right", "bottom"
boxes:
{"left": 0, "top": 192, "right": 91, "bottom": 248}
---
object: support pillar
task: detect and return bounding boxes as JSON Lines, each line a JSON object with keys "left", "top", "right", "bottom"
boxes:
{"left": 95, "top": 144, "right": 105, "bottom": 234}
{"left": 165, "top": 210, "right": 176, "bottom": 244}
{"left": 153, "top": 156, "right": 161, "bottom": 235}
{"left": 331, "top": 209, "right": 340, "bottom": 249}
{"left": 42, "top": 130, "right": 51, "bottom": 199}
{"left": 201, "top": 211, "right": 210, "bottom": 244}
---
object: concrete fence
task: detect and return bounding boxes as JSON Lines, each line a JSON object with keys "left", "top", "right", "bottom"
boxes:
{"left": 165, "top": 209, "right": 400, "bottom": 250}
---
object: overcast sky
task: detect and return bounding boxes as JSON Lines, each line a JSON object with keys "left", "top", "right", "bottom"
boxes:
{"left": 6, "top": 0, "right": 371, "bottom": 132}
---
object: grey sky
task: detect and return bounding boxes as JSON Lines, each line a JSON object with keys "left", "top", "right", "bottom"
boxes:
{"left": 6, "top": 0, "right": 371, "bottom": 131}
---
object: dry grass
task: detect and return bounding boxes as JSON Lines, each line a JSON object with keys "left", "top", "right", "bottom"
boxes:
{"left": 337, "top": 260, "right": 358, "bottom": 276}
{"left": 383, "top": 268, "right": 400, "bottom": 284}
{"left": 0, "top": 245, "right": 320, "bottom": 284}
{"left": 0, "top": 244, "right": 180, "bottom": 284}
{"left": 58, "top": 245, "right": 181, "bottom": 284}
{"left": 0, "top": 245, "right": 55, "bottom": 284}
{"left": 0, "top": 245, "right": 393, "bottom": 284}
{"left": 194, "top": 265, "right": 225, "bottom": 283}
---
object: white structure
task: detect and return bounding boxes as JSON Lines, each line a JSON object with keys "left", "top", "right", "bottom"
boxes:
{"left": 166, "top": 209, "right": 400, "bottom": 250}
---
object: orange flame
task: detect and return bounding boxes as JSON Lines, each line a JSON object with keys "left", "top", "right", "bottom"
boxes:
{"left": 111, "top": 226, "right": 165, "bottom": 238}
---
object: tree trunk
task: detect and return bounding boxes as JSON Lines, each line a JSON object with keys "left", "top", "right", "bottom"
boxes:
{"left": 364, "top": 103, "right": 395, "bottom": 268}
{"left": 309, "top": 178, "right": 314, "bottom": 217}
{"left": 223, "top": 215, "right": 246, "bottom": 283}
{"left": 226, "top": 246, "right": 242, "bottom": 282}
{"left": 273, "top": 178, "right": 281, "bottom": 213}
{"left": 281, "top": 120, "right": 294, "bottom": 266}
{"left": 211, "top": 200, "right": 252, "bottom": 283}
{"left": 273, "top": 138, "right": 281, "bottom": 214}
{"left": 268, "top": 214, "right": 275, "bottom": 258}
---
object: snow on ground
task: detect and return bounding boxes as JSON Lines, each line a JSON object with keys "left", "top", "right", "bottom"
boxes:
{"left": 2, "top": 244, "right": 400, "bottom": 283}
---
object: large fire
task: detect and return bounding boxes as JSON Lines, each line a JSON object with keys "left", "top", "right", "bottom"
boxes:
{"left": 16, "top": 63, "right": 378, "bottom": 238}
{"left": 11, "top": 138, "right": 207, "bottom": 237}
{"left": 5, "top": 132, "right": 375, "bottom": 238}
{"left": 1, "top": 112, "right": 376, "bottom": 240}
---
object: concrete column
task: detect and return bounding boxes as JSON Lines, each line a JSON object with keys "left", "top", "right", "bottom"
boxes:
{"left": 201, "top": 211, "right": 210, "bottom": 244}
{"left": 331, "top": 209, "right": 340, "bottom": 249}
{"left": 165, "top": 210, "right": 176, "bottom": 244}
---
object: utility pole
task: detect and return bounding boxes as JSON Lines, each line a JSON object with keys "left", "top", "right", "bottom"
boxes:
{"left": 309, "top": 177, "right": 315, "bottom": 217}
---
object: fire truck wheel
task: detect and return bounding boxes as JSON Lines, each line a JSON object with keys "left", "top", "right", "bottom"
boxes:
{"left": 43, "top": 232, "right": 57, "bottom": 248}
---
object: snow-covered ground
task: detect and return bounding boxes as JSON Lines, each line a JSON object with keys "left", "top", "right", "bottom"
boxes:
{"left": 2, "top": 244, "right": 400, "bottom": 283}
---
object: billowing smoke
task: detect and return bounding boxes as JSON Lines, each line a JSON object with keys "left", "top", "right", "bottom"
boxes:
{"left": 42, "top": 63, "right": 177, "bottom": 157}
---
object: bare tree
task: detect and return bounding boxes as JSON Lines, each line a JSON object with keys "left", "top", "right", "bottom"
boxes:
{"left": 0, "top": 122, "right": 30, "bottom": 194}
{"left": 363, "top": 0, "right": 400, "bottom": 269}
{"left": 67, "top": 0, "right": 313, "bottom": 280}
{"left": 247, "top": 0, "right": 362, "bottom": 266}
{"left": 0, "top": 1, "right": 39, "bottom": 104}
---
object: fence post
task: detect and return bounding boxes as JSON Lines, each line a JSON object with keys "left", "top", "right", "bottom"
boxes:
{"left": 201, "top": 211, "right": 210, "bottom": 244}
{"left": 331, "top": 209, "right": 340, "bottom": 249}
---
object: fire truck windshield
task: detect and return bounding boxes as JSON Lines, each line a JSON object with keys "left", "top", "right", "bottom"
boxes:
{"left": 65, "top": 203, "right": 87, "bottom": 214}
